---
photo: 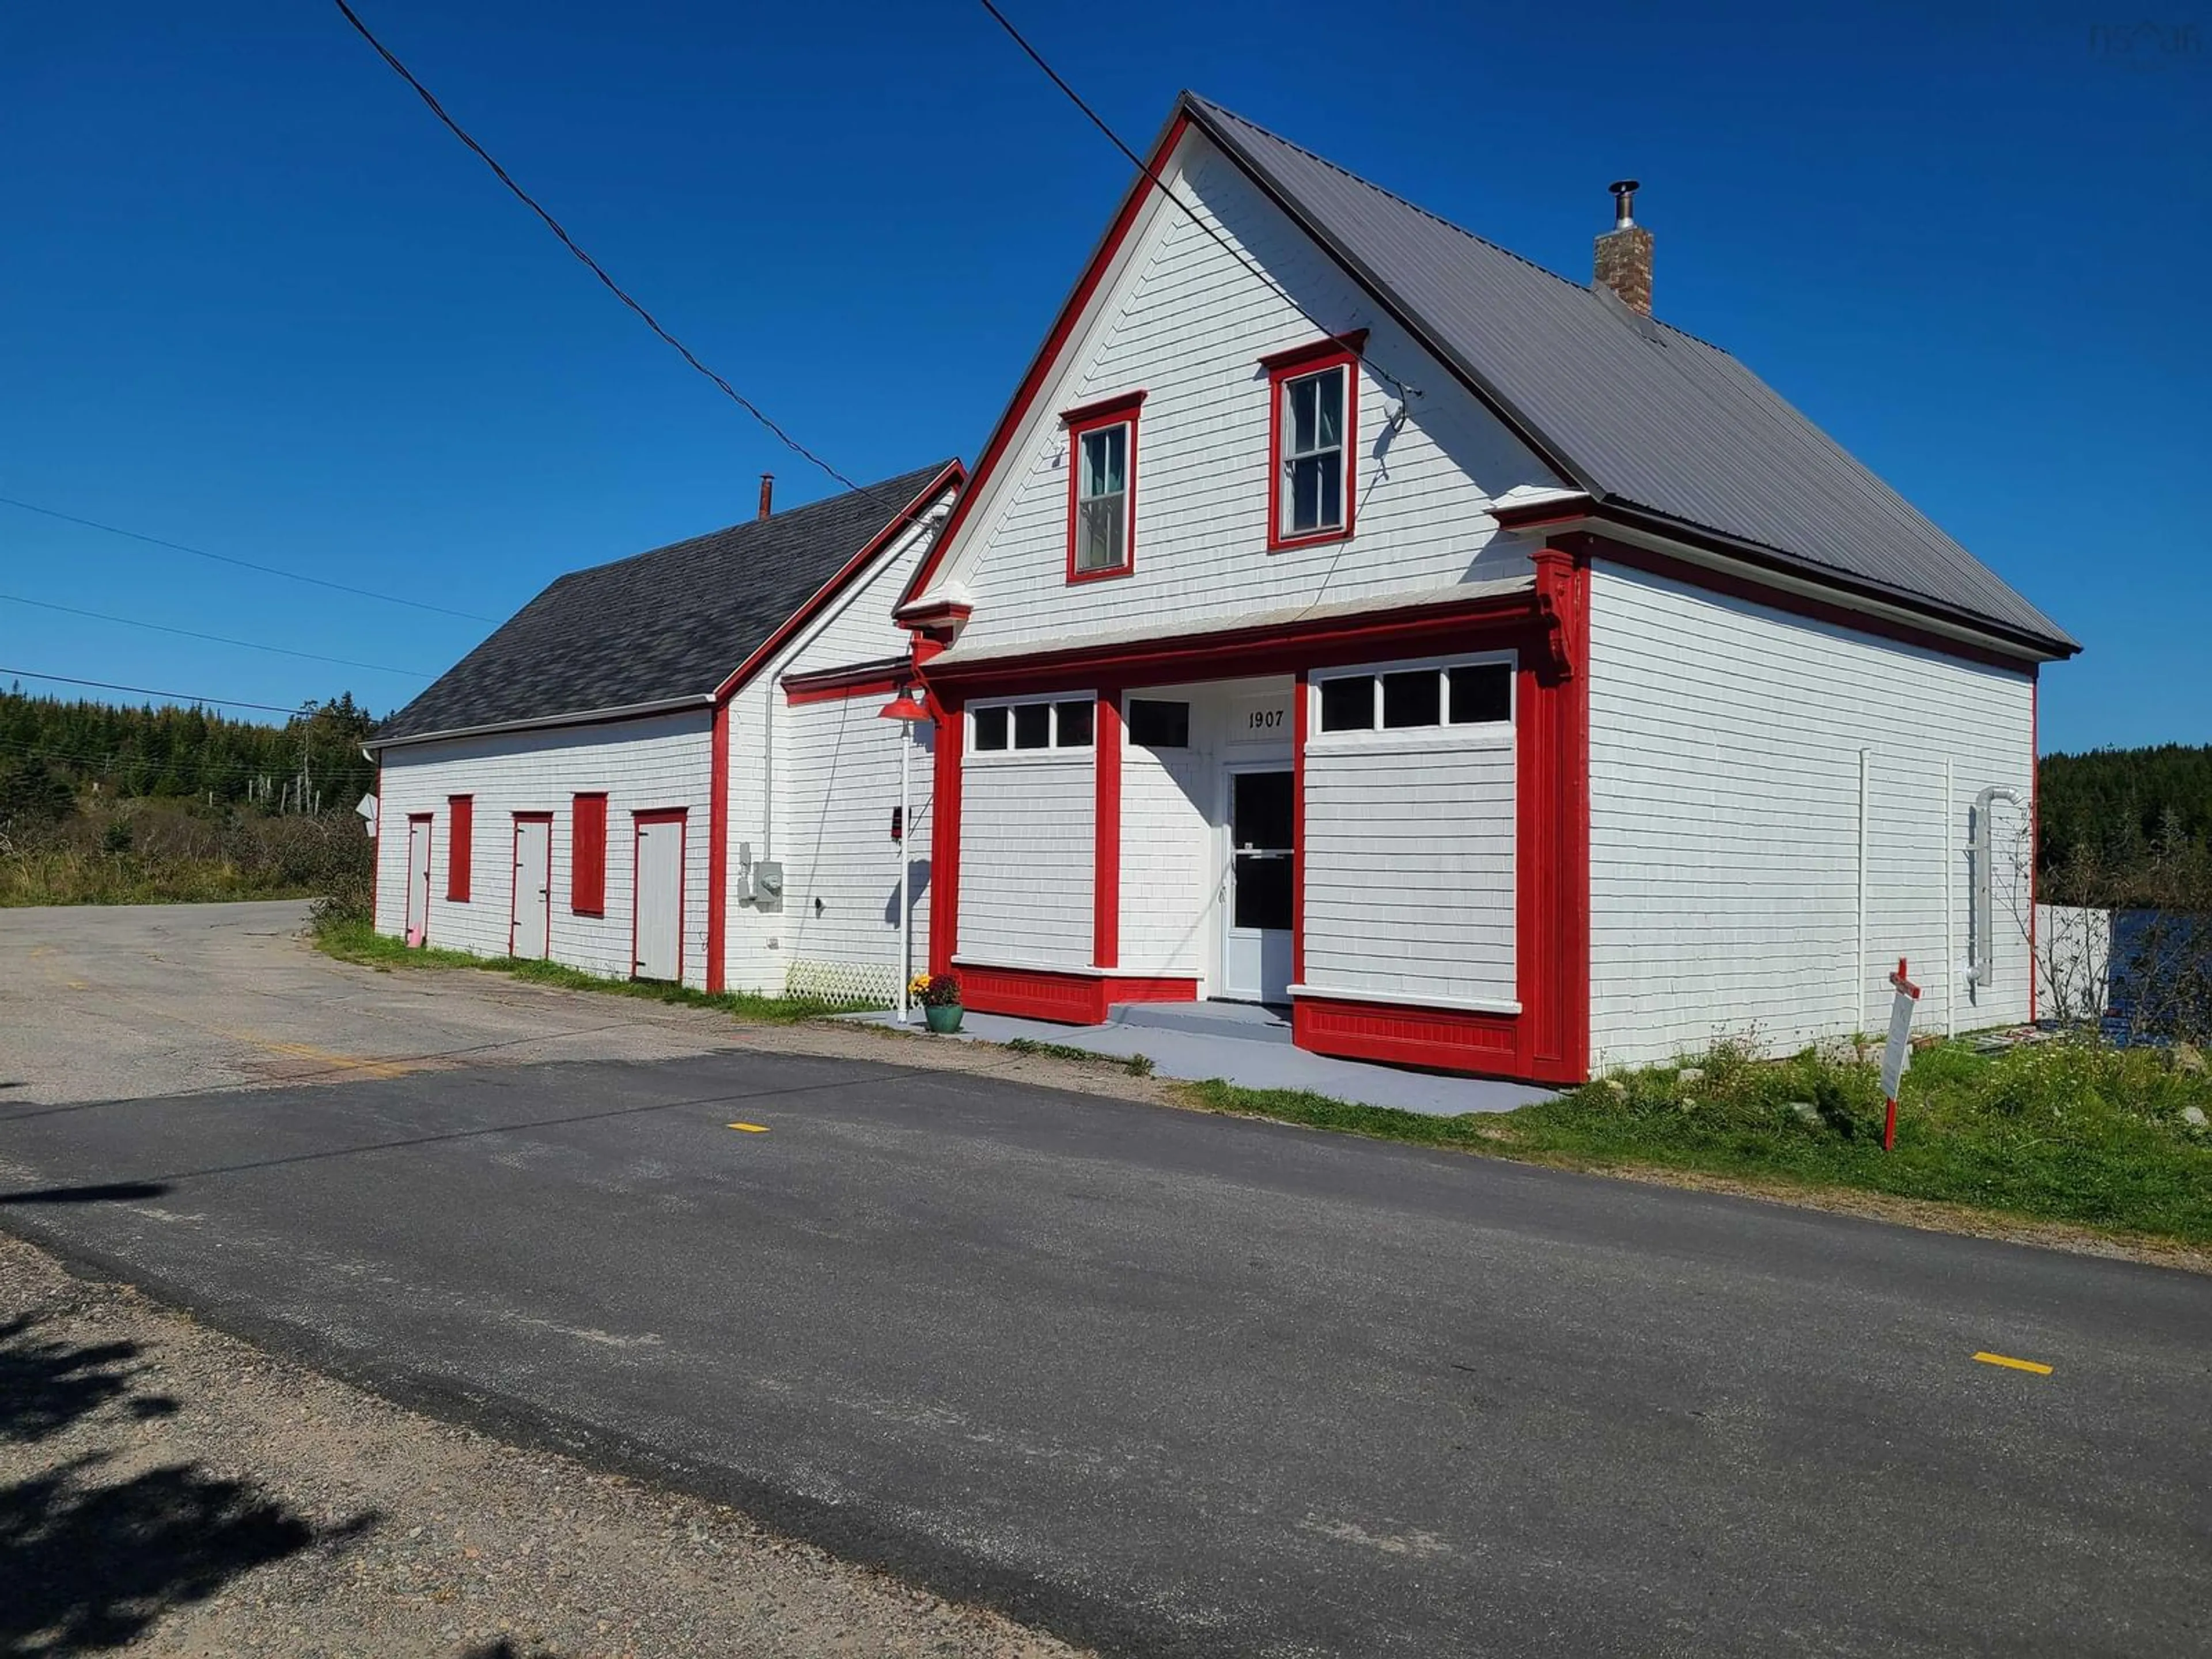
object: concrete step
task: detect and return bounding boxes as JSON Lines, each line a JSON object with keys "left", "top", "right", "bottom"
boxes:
{"left": 1109, "top": 999, "right": 1293, "bottom": 1045}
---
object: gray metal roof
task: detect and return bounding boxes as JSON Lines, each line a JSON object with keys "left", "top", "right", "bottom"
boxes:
{"left": 1185, "top": 96, "right": 2075, "bottom": 657}
{"left": 374, "top": 461, "right": 959, "bottom": 744}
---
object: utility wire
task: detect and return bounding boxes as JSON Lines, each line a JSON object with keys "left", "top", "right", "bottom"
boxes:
{"left": 0, "top": 593, "right": 431, "bottom": 679}
{"left": 0, "top": 668, "right": 310, "bottom": 717}
{"left": 975, "top": 0, "right": 1417, "bottom": 402}
{"left": 0, "top": 494, "right": 494, "bottom": 623}
{"left": 331, "top": 0, "right": 885, "bottom": 505}
{"left": 0, "top": 733, "right": 334, "bottom": 779}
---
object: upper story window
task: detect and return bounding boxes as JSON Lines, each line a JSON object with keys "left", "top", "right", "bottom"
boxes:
{"left": 1062, "top": 391, "right": 1145, "bottom": 583}
{"left": 1262, "top": 332, "right": 1364, "bottom": 552}
{"left": 972, "top": 696, "right": 1096, "bottom": 755}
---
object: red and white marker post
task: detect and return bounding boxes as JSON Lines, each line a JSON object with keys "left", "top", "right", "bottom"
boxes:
{"left": 1880, "top": 956, "right": 1922, "bottom": 1153}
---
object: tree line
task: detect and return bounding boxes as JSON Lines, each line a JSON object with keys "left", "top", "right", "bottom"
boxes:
{"left": 2039, "top": 743, "right": 2212, "bottom": 911}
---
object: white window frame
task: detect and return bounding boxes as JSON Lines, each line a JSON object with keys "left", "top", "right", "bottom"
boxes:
{"left": 968, "top": 692, "right": 1099, "bottom": 762}
{"left": 1073, "top": 421, "right": 1132, "bottom": 575}
{"left": 1307, "top": 652, "right": 1516, "bottom": 751}
{"left": 1278, "top": 363, "right": 1350, "bottom": 540}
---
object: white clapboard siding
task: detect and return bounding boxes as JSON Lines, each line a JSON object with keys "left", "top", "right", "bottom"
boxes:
{"left": 943, "top": 139, "right": 1552, "bottom": 653}
{"left": 1587, "top": 564, "right": 2035, "bottom": 1069}
{"left": 774, "top": 693, "right": 933, "bottom": 1002}
{"left": 1118, "top": 729, "right": 1214, "bottom": 975}
{"left": 792, "top": 486, "right": 956, "bottom": 669}
{"left": 959, "top": 754, "right": 1094, "bottom": 969}
{"left": 373, "top": 711, "right": 713, "bottom": 988}
{"left": 1302, "top": 736, "right": 1517, "bottom": 1003}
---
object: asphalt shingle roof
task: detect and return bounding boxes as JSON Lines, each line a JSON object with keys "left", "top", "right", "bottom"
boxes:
{"left": 1184, "top": 95, "right": 2075, "bottom": 656}
{"left": 376, "top": 462, "right": 957, "bottom": 744}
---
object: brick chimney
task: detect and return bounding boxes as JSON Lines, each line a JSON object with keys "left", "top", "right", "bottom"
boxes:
{"left": 757, "top": 473, "right": 775, "bottom": 520}
{"left": 1593, "top": 180, "right": 1654, "bottom": 316}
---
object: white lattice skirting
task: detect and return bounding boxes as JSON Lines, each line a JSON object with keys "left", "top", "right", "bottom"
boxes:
{"left": 782, "top": 958, "right": 896, "bottom": 1006}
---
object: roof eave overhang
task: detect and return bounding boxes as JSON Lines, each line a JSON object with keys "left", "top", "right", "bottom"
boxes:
{"left": 1502, "top": 499, "right": 2077, "bottom": 665}
{"left": 367, "top": 694, "right": 714, "bottom": 753}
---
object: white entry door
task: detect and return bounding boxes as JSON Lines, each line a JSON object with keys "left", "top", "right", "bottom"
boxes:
{"left": 633, "top": 815, "right": 684, "bottom": 982}
{"left": 511, "top": 816, "right": 551, "bottom": 960}
{"left": 1222, "top": 768, "right": 1294, "bottom": 1003}
{"left": 404, "top": 816, "right": 432, "bottom": 945}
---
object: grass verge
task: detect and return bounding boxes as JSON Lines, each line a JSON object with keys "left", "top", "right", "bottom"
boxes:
{"left": 1003, "top": 1037, "right": 1156, "bottom": 1078}
{"left": 1179, "top": 1034, "right": 2212, "bottom": 1249}
{"left": 313, "top": 917, "right": 864, "bottom": 1025}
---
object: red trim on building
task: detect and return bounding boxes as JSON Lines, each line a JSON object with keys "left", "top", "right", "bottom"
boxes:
{"left": 1291, "top": 997, "right": 1521, "bottom": 1073}
{"left": 1093, "top": 691, "right": 1123, "bottom": 968}
{"left": 713, "top": 460, "right": 964, "bottom": 703}
{"left": 900, "top": 114, "right": 1193, "bottom": 612}
{"left": 445, "top": 794, "right": 474, "bottom": 903}
{"left": 630, "top": 808, "right": 688, "bottom": 984}
{"left": 707, "top": 702, "right": 729, "bottom": 993}
{"left": 1064, "top": 395, "right": 1140, "bottom": 585}
{"left": 1291, "top": 669, "right": 1308, "bottom": 987}
{"left": 782, "top": 658, "right": 911, "bottom": 705}
{"left": 506, "top": 811, "right": 553, "bottom": 959}
{"left": 958, "top": 964, "right": 1198, "bottom": 1024}
{"left": 928, "top": 692, "right": 964, "bottom": 976}
{"left": 1264, "top": 337, "right": 1360, "bottom": 554}
{"left": 571, "top": 793, "right": 608, "bottom": 916}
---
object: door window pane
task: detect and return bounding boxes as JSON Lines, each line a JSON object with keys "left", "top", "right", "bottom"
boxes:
{"left": 1318, "top": 676, "right": 1373, "bottom": 732}
{"left": 1448, "top": 662, "right": 1513, "bottom": 724}
{"left": 1233, "top": 854, "right": 1293, "bottom": 930}
{"left": 1012, "top": 702, "right": 1051, "bottom": 749}
{"left": 1055, "top": 700, "right": 1094, "bottom": 748}
{"left": 974, "top": 706, "right": 1009, "bottom": 751}
{"left": 1381, "top": 669, "right": 1441, "bottom": 729}
{"left": 1232, "top": 770, "right": 1294, "bottom": 850}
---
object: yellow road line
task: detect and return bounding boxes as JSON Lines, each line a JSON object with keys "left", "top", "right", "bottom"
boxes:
{"left": 1973, "top": 1351, "right": 2053, "bottom": 1376}
{"left": 727, "top": 1122, "right": 770, "bottom": 1134}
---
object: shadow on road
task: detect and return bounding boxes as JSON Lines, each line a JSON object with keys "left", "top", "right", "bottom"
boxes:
{"left": 0, "top": 1182, "right": 171, "bottom": 1207}
{"left": 0, "top": 1310, "right": 378, "bottom": 1656}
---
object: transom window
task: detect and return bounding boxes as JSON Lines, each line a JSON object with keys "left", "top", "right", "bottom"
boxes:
{"left": 1281, "top": 365, "right": 1346, "bottom": 537}
{"left": 1316, "top": 660, "right": 1513, "bottom": 735}
{"left": 972, "top": 698, "right": 1096, "bottom": 753}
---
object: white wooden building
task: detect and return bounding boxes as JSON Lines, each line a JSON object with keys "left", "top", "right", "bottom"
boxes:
{"left": 896, "top": 94, "right": 2075, "bottom": 1084}
{"left": 368, "top": 461, "right": 960, "bottom": 1002}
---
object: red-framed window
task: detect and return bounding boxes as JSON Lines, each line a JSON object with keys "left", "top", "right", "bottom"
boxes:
{"left": 1262, "top": 333, "right": 1364, "bottom": 552}
{"left": 1062, "top": 390, "right": 1143, "bottom": 583}
{"left": 445, "top": 794, "right": 473, "bottom": 902}
{"left": 571, "top": 793, "right": 608, "bottom": 915}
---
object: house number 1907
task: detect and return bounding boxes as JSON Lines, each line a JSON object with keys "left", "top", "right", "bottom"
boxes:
{"left": 1248, "top": 709, "right": 1283, "bottom": 730}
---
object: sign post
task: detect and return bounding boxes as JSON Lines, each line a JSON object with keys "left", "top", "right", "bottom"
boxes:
{"left": 1880, "top": 956, "right": 1922, "bottom": 1152}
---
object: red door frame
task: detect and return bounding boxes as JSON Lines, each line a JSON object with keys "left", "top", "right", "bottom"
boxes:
{"left": 507, "top": 812, "right": 554, "bottom": 960}
{"left": 631, "top": 807, "right": 688, "bottom": 983}
{"left": 404, "top": 811, "right": 434, "bottom": 945}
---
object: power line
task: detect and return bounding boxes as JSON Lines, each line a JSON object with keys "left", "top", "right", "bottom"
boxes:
{"left": 0, "top": 593, "right": 432, "bottom": 679}
{"left": 0, "top": 668, "right": 310, "bottom": 716}
{"left": 331, "top": 0, "right": 876, "bottom": 501}
{"left": 0, "top": 494, "right": 495, "bottom": 623}
{"left": 974, "top": 0, "right": 1418, "bottom": 402}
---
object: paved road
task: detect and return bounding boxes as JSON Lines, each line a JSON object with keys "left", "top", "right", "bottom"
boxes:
{"left": 3, "top": 910, "right": 2209, "bottom": 1656}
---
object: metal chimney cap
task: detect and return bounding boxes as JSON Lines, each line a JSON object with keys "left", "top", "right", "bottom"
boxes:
{"left": 1607, "top": 179, "right": 1641, "bottom": 228}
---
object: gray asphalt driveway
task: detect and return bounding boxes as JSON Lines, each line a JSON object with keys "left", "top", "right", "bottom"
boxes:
{"left": 2, "top": 906, "right": 2209, "bottom": 1656}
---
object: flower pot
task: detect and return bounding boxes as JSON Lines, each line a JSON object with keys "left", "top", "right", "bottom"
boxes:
{"left": 923, "top": 1003, "right": 964, "bottom": 1034}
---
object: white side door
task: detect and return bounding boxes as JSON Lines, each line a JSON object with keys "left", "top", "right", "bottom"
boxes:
{"left": 511, "top": 817, "right": 551, "bottom": 961}
{"left": 404, "top": 817, "right": 432, "bottom": 944}
{"left": 634, "top": 815, "right": 684, "bottom": 982}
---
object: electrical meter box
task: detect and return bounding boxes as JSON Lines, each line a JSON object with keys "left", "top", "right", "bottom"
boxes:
{"left": 752, "top": 860, "right": 785, "bottom": 914}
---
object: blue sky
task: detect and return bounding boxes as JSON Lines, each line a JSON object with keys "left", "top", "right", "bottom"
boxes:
{"left": 1, "top": 0, "right": 2204, "bottom": 752}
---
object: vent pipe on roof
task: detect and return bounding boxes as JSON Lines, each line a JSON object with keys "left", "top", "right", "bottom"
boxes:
{"left": 1593, "top": 179, "right": 1654, "bottom": 316}
{"left": 757, "top": 474, "right": 775, "bottom": 520}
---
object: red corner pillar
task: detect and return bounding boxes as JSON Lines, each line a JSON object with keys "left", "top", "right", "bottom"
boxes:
{"left": 1093, "top": 688, "right": 1123, "bottom": 969}
{"left": 928, "top": 691, "right": 963, "bottom": 976}
{"left": 1521, "top": 546, "right": 1592, "bottom": 1082}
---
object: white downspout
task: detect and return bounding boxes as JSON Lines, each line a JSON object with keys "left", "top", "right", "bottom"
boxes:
{"left": 1969, "top": 785, "right": 2024, "bottom": 990}
{"left": 1855, "top": 748, "right": 1870, "bottom": 1032}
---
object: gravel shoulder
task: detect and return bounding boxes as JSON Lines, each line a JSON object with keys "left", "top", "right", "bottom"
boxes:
{"left": 1, "top": 1227, "right": 1082, "bottom": 1659}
